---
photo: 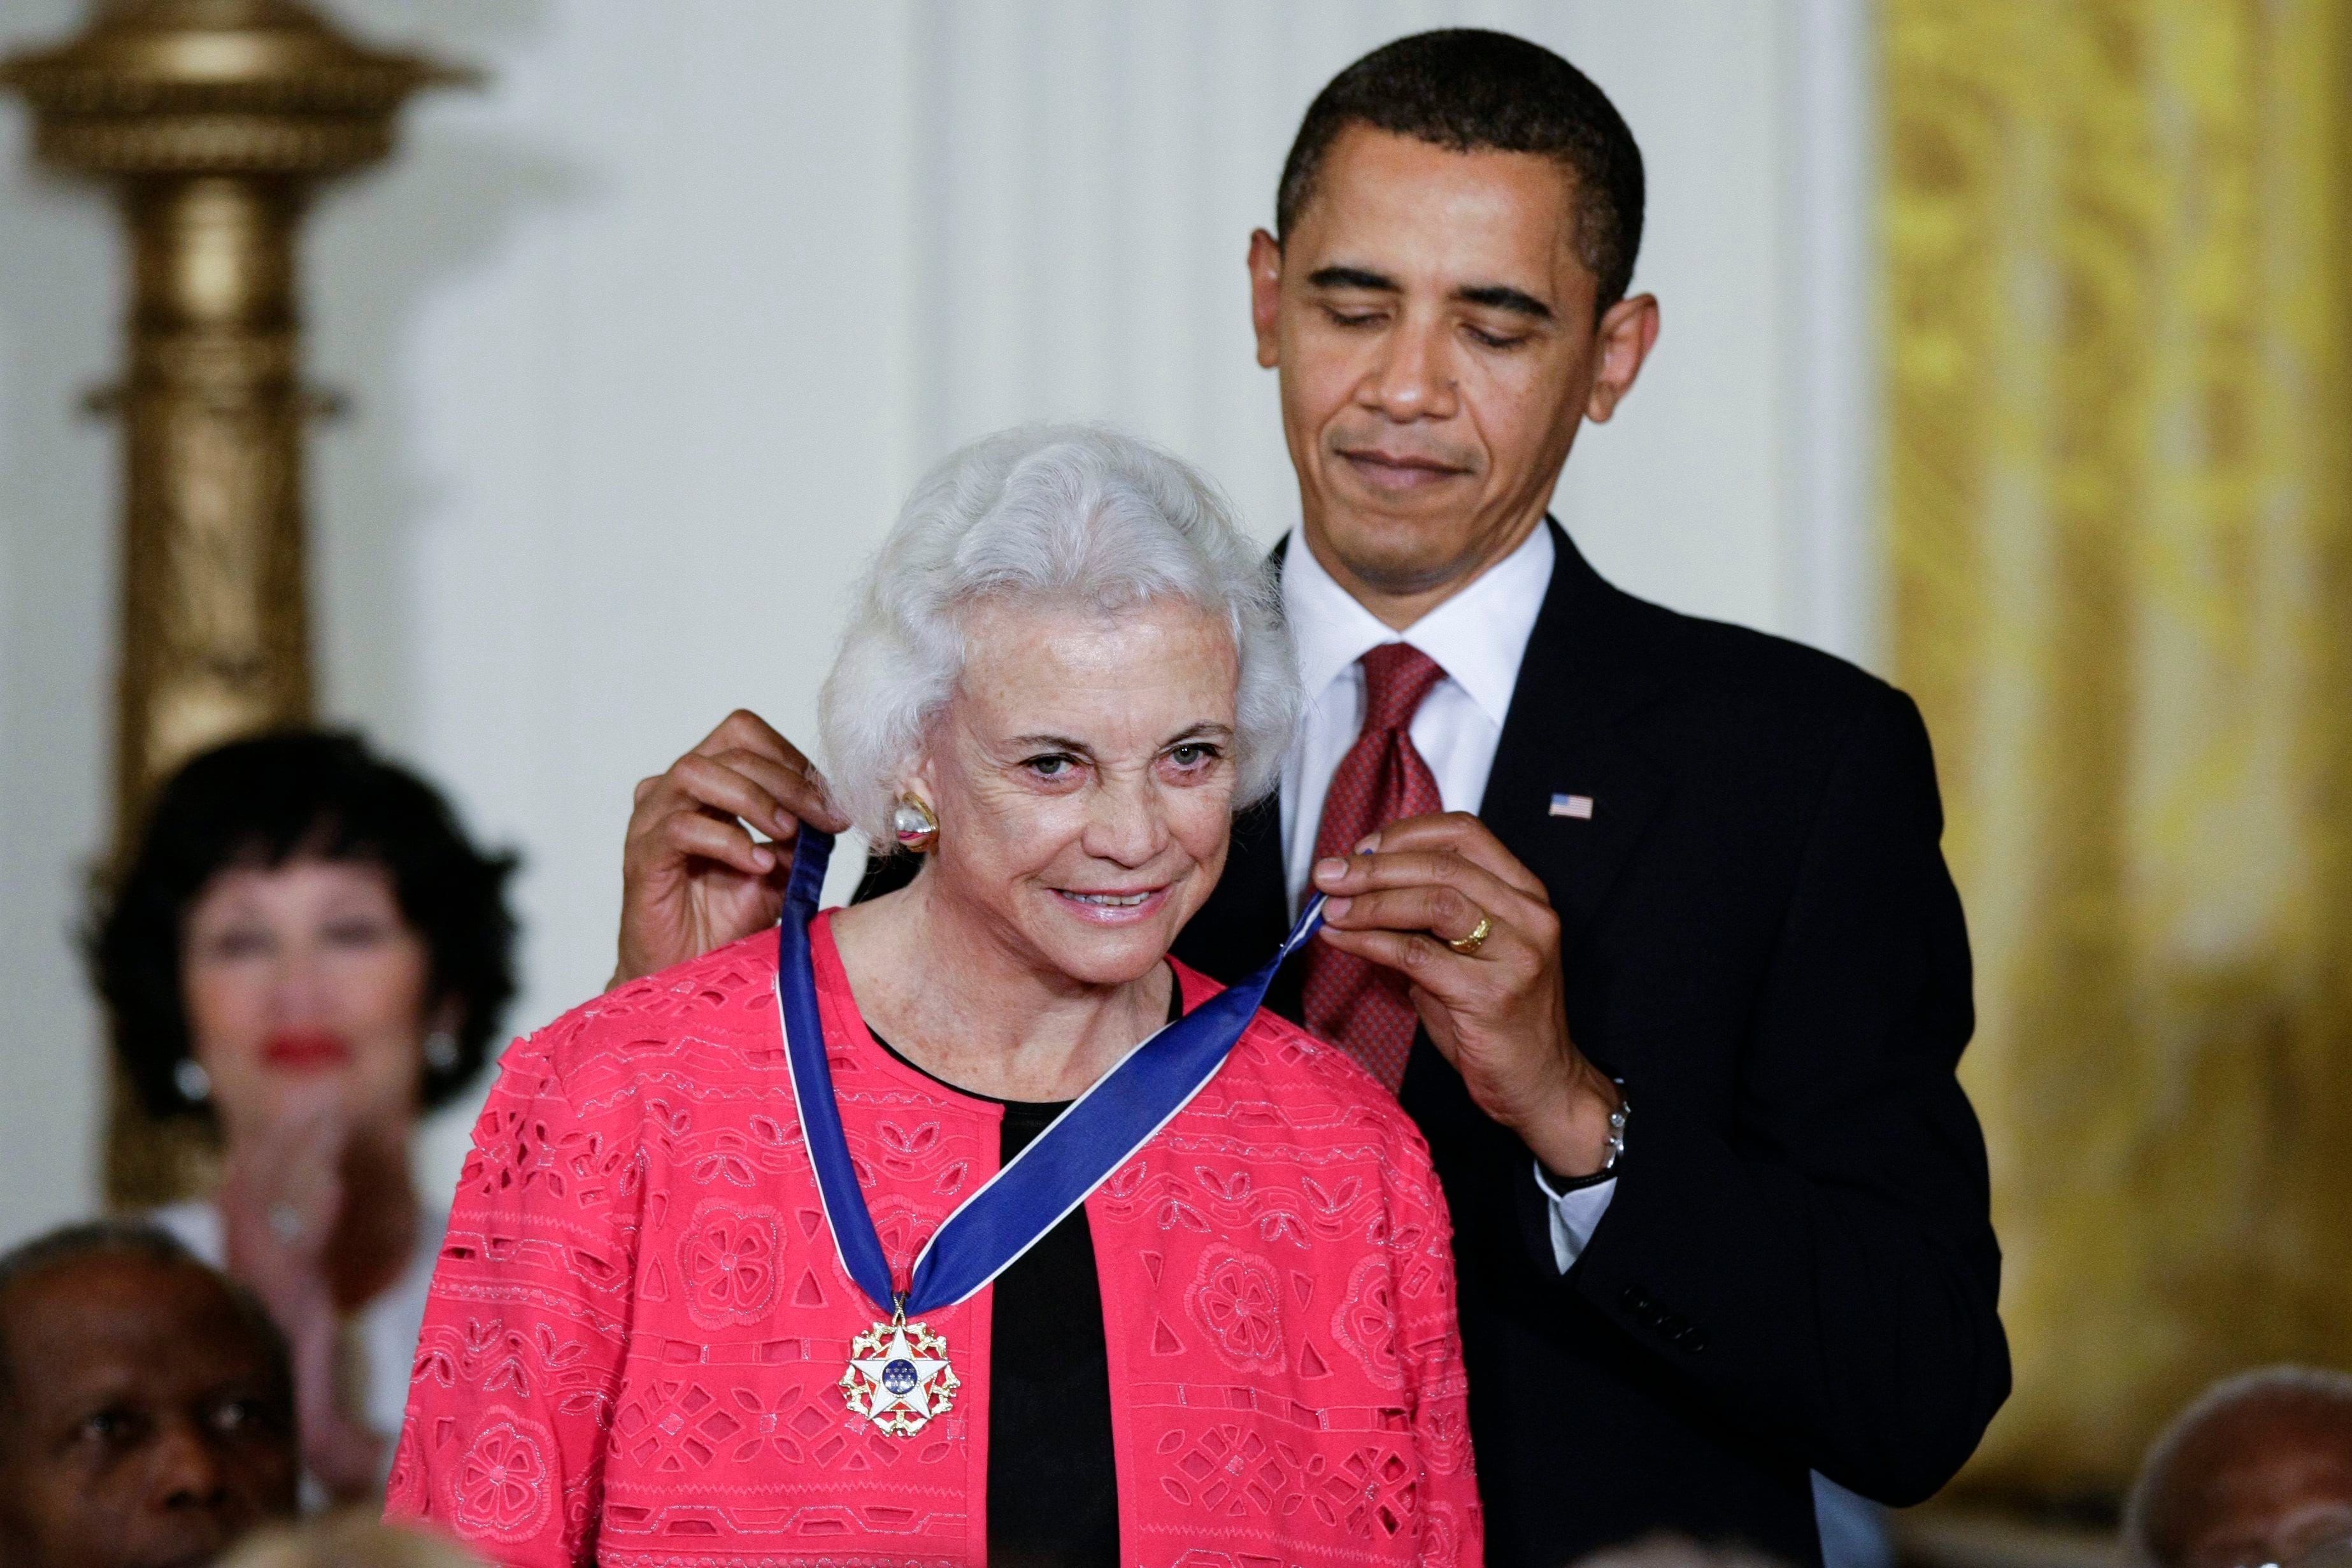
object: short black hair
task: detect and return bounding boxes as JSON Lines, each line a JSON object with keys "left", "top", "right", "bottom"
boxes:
{"left": 0, "top": 1220, "right": 292, "bottom": 1423}
{"left": 1276, "top": 29, "right": 1646, "bottom": 313}
{"left": 87, "top": 730, "right": 521, "bottom": 1122}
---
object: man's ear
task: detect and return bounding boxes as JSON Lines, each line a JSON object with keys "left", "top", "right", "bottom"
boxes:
{"left": 1585, "top": 293, "right": 1661, "bottom": 424}
{"left": 1248, "top": 229, "right": 1283, "bottom": 369}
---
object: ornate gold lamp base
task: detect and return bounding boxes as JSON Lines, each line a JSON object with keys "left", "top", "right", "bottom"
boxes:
{"left": 3, "top": 0, "right": 470, "bottom": 1204}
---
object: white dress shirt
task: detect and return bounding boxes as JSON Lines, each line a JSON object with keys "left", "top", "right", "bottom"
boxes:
{"left": 1276, "top": 522, "right": 1613, "bottom": 1270}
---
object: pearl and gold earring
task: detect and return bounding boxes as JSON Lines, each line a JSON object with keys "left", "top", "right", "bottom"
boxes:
{"left": 892, "top": 795, "right": 939, "bottom": 853}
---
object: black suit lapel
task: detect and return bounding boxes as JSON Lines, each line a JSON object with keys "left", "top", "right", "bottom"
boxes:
{"left": 1171, "top": 534, "right": 1297, "bottom": 991}
{"left": 1401, "top": 524, "right": 1681, "bottom": 1262}
{"left": 1478, "top": 521, "right": 1676, "bottom": 946}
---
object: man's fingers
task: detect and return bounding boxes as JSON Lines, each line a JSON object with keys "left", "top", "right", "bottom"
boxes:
{"left": 1311, "top": 847, "right": 1541, "bottom": 927}
{"left": 716, "top": 748, "right": 848, "bottom": 836}
{"left": 1354, "top": 811, "right": 1549, "bottom": 899}
{"left": 655, "top": 809, "right": 776, "bottom": 877}
{"left": 1320, "top": 883, "right": 1495, "bottom": 946}
{"left": 1312, "top": 837, "right": 1561, "bottom": 992}
{"left": 690, "top": 708, "right": 807, "bottom": 769}
{"left": 668, "top": 712, "right": 850, "bottom": 834}
{"left": 686, "top": 711, "right": 850, "bottom": 831}
{"left": 795, "top": 773, "right": 850, "bottom": 834}
{"left": 1315, "top": 924, "right": 1485, "bottom": 999}
{"left": 653, "top": 753, "right": 799, "bottom": 842}
{"left": 705, "top": 747, "right": 830, "bottom": 838}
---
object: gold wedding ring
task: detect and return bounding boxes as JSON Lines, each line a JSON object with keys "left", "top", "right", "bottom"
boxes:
{"left": 1447, "top": 912, "right": 1494, "bottom": 957}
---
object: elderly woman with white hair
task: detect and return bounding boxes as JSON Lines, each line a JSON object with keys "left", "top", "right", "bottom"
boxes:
{"left": 390, "top": 427, "right": 1479, "bottom": 1568}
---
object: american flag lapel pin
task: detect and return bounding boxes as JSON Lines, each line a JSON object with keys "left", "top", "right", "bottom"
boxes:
{"left": 1549, "top": 792, "right": 1595, "bottom": 820}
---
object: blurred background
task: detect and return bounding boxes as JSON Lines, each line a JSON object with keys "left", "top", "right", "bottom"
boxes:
{"left": 0, "top": 0, "right": 2344, "bottom": 1533}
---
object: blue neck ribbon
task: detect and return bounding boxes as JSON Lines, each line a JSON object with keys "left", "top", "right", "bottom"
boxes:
{"left": 776, "top": 828, "right": 1325, "bottom": 1319}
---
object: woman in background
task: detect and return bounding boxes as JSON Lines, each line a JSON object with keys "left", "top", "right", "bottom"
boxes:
{"left": 90, "top": 731, "right": 518, "bottom": 1500}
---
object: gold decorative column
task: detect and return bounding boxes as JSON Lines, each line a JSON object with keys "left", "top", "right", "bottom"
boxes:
{"left": 2, "top": 0, "right": 470, "bottom": 1202}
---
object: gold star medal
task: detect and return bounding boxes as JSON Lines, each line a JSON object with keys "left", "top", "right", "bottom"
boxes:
{"left": 839, "top": 1309, "right": 960, "bottom": 1436}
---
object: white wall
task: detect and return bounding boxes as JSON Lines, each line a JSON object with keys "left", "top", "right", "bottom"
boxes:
{"left": 0, "top": 3, "right": 115, "bottom": 1246}
{"left": 0, "top": 0, "right": 1871, "bottom": 1245}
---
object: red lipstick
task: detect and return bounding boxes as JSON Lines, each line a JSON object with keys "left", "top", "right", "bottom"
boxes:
{"left": 261, "top": 1028, "right": 352, "bottom": 1071}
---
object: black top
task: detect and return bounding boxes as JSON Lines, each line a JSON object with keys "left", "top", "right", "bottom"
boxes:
{"left": 866, "top": 968, "right": 1185, "bottom": 1568}
{"left": 860, "top": 524, "right": 2008, "bottom": 1568}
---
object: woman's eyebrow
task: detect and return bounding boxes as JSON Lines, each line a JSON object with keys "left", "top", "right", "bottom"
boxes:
{"left": 1004, "top": 733, "right": 1094, "bottom": 753}
{"left": 1160, "top": 722, "right": 1236, "bottom": 745}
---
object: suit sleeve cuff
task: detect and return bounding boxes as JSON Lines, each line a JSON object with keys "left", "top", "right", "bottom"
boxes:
{"left": 1532, "top": 1158, "right": 1618, "bottom": 1272}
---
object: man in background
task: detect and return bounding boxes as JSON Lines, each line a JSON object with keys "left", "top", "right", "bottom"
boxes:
{"left": 2127, "top": 1368, "right": 2352, "bottom": 1568}
{"left": 609, "top": 30, "right": 2009, "bottom": 1565}
{"left": 0, "top": 1221, "right": 298, "bottom": 1568}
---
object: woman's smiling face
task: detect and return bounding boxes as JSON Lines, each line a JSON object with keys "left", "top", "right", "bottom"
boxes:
{"left": 180, "top": 857, "right": 433, "bottom": 1138}
{"left": 908, "top": 595, "right": 1241, "bottom": 988}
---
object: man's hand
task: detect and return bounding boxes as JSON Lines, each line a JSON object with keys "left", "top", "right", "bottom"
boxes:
{"left": 1313, "top": 811, "right": 1624, "bottom": 1176}
{"left": 613, "top": 709, "right": 850, "bottom": 988}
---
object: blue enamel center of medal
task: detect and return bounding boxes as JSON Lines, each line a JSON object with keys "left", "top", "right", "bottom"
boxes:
{"left": 883, "top": 1358, "right": 919, "bottom": 1394}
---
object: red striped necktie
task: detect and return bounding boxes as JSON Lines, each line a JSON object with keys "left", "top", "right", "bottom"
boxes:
{"left": 1299, "top": 642, "right": 1448, "bottom": 1092}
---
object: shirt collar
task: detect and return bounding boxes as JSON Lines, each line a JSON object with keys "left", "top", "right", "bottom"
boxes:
{"left": 1281, "top": 520, "right": 1556, "bottom": 729}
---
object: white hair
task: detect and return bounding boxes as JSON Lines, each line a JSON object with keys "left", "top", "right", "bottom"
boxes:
{"left": 2124, "top": 1365, "right": 2352, "bottom": 1567}
{"left": 818, "top": 424, "right": 1299, "bottom": 841}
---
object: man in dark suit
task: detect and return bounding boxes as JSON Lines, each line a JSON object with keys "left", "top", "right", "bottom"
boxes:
{"left": 608, "top": 31, "right": 2008, "bottom": 1567}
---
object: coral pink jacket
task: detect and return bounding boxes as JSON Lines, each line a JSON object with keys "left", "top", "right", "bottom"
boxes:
{"left": 388, "top": 916, "right": 1481, "bottom": 1567}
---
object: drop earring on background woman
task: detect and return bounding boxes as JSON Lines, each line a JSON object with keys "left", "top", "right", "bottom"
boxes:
{"left": 422, "top": 1029, "right": 459, "bottom": 1073}
{"left": 173, "top": 1057, "right": 211, "bottom": 1104}
{"left": 892, "top": 795, "right": 939, "bottom": 853}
